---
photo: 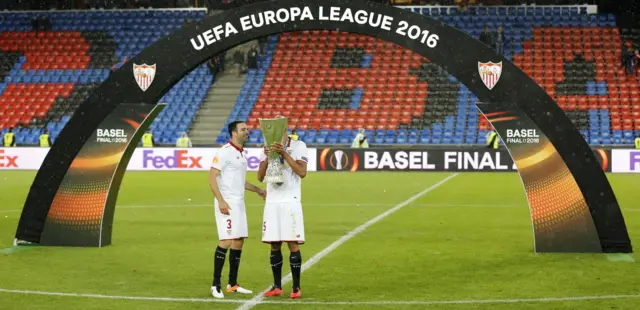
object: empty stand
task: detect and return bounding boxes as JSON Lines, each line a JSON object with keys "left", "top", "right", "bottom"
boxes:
{"left": 1, "top": 6, "right": 639, "bottom": 147}
{"left": 0, "top": 9, "right": 211, "bottom": 145}
{"left": 217, "top": 36, "right": 278, "bottom": 144}
{"left": 217, "top": 5, "right": 639, "bottom": 146}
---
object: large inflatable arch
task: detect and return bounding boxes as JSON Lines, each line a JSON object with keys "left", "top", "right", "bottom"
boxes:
{"left": 15, "top": 0, "right": 631, "bottom": 253}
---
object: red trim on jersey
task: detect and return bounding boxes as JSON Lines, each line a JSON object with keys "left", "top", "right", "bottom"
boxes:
{"left": 229, "top": 141, "right": 244, "bottom": 153}
{"left": 286, "top": 137, "right": 291, "bottom": 147}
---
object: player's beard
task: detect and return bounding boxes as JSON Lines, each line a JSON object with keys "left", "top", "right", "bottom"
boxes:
{"left": 240, "top": 133, "right": 248, "bottom": 146}
{"left": 232, "top": 134, "right": 247, "bottom": 147}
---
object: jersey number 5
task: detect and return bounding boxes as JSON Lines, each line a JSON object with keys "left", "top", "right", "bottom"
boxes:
{"left": 226, "top": 219, "right": 232, "bottom": 229}
{"left": 263, "top": 221, "right": 267, "bottom": 232}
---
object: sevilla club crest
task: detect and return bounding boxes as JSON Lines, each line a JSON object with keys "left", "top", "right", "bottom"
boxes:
{"left": 478, "top": 61, "right": 502, "bottom": 90}
{"left": 133, "top": 63, "right": 156, "bottom": 92}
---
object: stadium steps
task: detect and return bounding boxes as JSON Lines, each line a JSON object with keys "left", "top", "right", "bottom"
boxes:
{"left": 189, "top": 72, "right": 245, "bottom": 145}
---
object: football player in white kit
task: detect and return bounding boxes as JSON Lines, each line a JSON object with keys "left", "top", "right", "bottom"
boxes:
{"left": 208, "top": 120, "right": 266, "bottom": 299}
{"left": 258, "top": 125, "right": 308, "bottom": 299}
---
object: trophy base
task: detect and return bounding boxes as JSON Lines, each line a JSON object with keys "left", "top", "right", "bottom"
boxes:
{"left": 264, "top": 176, "right": 285, "bottom": 184}
{"left": 265, "top": 158, "right": 285, "bottom": 184}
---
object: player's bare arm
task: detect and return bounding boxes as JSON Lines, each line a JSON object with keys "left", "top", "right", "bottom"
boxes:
{"left": 257, "top": 145, "right": 269, "bottom": 182}
{"left": 271, "top": 142, "right": 307, "bottom": 178}
{"left": 208, "top": 167, "right": 231, "bottom": 215}
{"left": 245, "top": 181, "right": 266, "bottom": 199}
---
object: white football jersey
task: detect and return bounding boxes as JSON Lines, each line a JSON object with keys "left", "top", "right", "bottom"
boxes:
{"left": 260, "top": 138, "right": 308, "bottom": 203}
{"left": 211, "top": 143, "right": 247, "bottom": 203}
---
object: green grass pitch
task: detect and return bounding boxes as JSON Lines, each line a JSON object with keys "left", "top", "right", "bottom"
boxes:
{"left": 1, "top": 170, "right": 639, "bottom": 309}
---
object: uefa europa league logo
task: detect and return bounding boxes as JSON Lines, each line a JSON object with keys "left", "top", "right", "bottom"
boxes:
{"left": 334, "top": 150, "right": 344, "bottom": 170}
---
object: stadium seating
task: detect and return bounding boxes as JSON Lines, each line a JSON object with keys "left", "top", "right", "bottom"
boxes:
{"left": 216, "top": 36, "right": 278, "bottom": 144}
{"left": 1, "top": 6, "right": 639, "bottom": 146}
{"left": 0, "top": 9, "right": 212, "bottom": 145}
{"left": 217, "top": 5, "right": 640, "bottom": 145}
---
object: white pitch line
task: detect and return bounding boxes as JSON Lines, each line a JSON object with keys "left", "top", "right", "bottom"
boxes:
{"left": 0, "top": 288, "right": 244, "bottom": 304}
{"left": 236, "top": 173, "right": 459, "bottom": 310}
{"left": 2, "top": 288, "right": 640, "bottom": 306}
{"left": 5, "top": 203, "right": 640, "bottom": 213}
{"left": 0, "top": 202, "right": 518, "bottom": 213}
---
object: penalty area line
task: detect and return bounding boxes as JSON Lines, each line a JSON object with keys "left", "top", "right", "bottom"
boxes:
{"left": 236, "top": 173, "right": 460, "bottom": 310}
{"left": 1, "top": 288, "right": 640, "bottom": 306}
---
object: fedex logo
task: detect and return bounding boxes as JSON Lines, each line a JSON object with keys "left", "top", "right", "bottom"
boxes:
{"left": 630, "top": 152, "right": 640, "bottom": 171}
{"left": 612, "top": 150, "right": 640, "bottom": 173}
{"left": 243, "top": 150, "right": 261, "bottom": 169}
{"left": 143, "top": 150, "right": 202, "bottom": 169}
{"left": 0, "top": 150, "right": 18, "bottom": 168}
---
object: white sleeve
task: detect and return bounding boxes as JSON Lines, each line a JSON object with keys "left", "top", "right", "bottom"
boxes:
{"left": 260, "top": 150, "right": 267, "bottom": 162}
{"left": 293, "top": 143, "right": 309, "bottom": 163}
{"left": 211, "top": 149, "right": 225, "bottom": 170}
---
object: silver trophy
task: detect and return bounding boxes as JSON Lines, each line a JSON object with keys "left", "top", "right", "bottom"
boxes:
{"left": 259, "top": 117, "right": 289, "bottom": 184}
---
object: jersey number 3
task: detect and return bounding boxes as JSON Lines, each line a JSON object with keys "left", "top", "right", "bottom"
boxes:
{"left": 226, "top": 219, "right": 232, "bottom": 229}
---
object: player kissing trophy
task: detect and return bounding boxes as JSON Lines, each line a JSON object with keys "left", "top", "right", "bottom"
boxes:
{"left": 259, "top": 116, "right": 289, "bottom": 184}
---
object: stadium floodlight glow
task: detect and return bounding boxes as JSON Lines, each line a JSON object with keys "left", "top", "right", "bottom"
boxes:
{"left": 15, "top": 0, "right": 631, "bottom": 253}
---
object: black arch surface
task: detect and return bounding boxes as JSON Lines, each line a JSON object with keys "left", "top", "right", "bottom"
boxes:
{"left": 16, "top": 0, "right": 630, "bottom": 252}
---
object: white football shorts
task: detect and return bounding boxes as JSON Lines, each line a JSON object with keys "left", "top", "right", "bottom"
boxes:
{"left": 261, "top": 201, "right": 305, "bottom": 244}
{"left": 214, "top": 199, "right": 248, "bottom": 241}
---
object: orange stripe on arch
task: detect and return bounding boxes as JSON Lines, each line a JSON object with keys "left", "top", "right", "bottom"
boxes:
{"left": 488, "top": 116, "right": 519, "bottom": 123}
{"left": 483, "top": 111, "right": 508, "bottom": 117}
{"left": 123, "top": 118, "right": 141, "bottom": 129}
{"left": 49, "top": 191, "right": 107, "bottom": 222}
{"left": 514, "top": 142, "right": 557, "bottom": 170}
{"left": 596, "top": 149, "right": 609, "bottom": 172}
{"left": 70, "top": 152, "right": 123, "bottom": 169}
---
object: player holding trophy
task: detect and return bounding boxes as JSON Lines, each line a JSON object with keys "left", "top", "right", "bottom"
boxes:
{"left": 258, "top": 116, "right": 308, "bottom": 299}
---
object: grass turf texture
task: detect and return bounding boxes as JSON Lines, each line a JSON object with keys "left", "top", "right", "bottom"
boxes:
{"left": 0, "top": 171, "right": 638, "bottom": 309}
